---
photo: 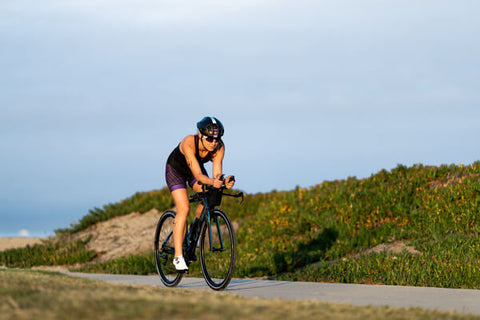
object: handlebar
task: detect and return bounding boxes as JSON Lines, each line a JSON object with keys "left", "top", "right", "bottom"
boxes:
{"left": 189, "top": 175, "right": 243, "bottom": 204}
{"left": 197, "top": 175, "right": 235, "bottom": 187}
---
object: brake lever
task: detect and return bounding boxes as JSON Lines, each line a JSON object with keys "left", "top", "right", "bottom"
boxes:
{"left": 223, "top": 191, "right": 244, "bottom": 204}
{"left": 238, "top": 192, "right": 244, "bottom": 204}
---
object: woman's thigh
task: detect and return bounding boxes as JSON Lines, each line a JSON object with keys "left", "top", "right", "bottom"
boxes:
{"left": 171, "top": 188, "right": 189, "bottom": 217}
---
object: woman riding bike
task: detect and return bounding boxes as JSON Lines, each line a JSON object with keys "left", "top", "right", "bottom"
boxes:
{"left": 165, "top": 116, "right": 235, "bottom": 272}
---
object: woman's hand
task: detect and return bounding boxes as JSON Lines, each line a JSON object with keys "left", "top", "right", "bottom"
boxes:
{"left": 225, "top": 175, "right": 235, "bottom": 189}
{"left": 212, "top": 177, "right": 223, "bottom": 189}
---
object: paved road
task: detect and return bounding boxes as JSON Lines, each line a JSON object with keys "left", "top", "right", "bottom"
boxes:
{"left": 67, "top": 273, "right": 480, "bottom": 316}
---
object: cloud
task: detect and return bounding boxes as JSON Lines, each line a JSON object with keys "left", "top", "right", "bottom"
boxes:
{"left": 19, "top": 229, "right": 30, "bottom": 237}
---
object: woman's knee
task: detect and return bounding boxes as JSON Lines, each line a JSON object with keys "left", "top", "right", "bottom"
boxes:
{"left": 171, "top": 188, "right": 190, "bottom": 218}
{"left": 175, "top": 206, "right": 189, "bottom": 220}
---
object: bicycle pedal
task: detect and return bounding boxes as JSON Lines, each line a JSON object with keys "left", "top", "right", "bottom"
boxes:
{"left": 187, "top": 256, "right": 197, "bottom": 263}
{"left": 185, "top": 252, "right": 197, "bottom": 263}
{"left": 177, "top": 269, "right": 189, "bottom": 274}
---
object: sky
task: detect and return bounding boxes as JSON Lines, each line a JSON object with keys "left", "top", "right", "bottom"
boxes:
{"left": 1, "top": 0, "right": 479, "bottom": 237}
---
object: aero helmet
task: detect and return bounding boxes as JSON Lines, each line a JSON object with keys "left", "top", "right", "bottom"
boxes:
{"left": 197, "top": 116, "right": 224, "bottom": 138}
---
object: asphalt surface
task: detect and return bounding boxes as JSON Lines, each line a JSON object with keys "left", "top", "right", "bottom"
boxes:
{"left": 67, "top": 273, "right": 480, "bottom": 316}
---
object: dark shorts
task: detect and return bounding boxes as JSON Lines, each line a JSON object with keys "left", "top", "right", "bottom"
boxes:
{"left": 165, "top": 163, "right": 208, "bottom": 192}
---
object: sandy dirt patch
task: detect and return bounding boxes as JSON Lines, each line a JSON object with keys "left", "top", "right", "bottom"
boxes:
{"left": 0, "top": 237, "right": 46, "bottom": 251}
{"left": 361, "top": 240, "right": 421, "bottom": 256}
{"left": 308, "top": 240, "right": 421, "bottom": 269}
{"left": 70, "top": 208, "right": 163, "bottom": 263}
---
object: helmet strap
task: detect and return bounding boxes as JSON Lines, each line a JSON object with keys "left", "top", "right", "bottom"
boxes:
{"left": 200, "top": 135, "right": 208, "bottom": 151}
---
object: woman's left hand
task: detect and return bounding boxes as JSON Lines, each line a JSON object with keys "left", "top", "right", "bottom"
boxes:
{"left": 225, "top": 175, "right": 235, "bottom": 189}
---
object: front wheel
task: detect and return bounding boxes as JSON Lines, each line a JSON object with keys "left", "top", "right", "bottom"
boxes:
{"left": 200, "top": 209, "right": 236, "bottom": 290}
{"left": 154, "top": 210, "right": 183, "bottom": 287}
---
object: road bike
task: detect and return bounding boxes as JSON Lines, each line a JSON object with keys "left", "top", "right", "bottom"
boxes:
{"left": 154, "top": 176, "right": 243, "bottom": 290}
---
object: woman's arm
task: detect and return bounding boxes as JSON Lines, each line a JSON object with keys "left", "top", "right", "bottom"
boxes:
{"left": 181, "top": 136, "right": 222, "bottom": 187}
{"left": 212, "top": 145, "right": 234, "bottom": 189}
{"left": 212, "top": 144, "right": 224, "bottom": 179}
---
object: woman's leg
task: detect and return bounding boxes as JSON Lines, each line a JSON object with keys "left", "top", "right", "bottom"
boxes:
{"left": 171, "top": 188, "right": 190, "bottom": 258}
{"left": 194, "top": 204, "right": 203, "bottom": 218}
{"left": 192, "top": 182, "right": 204, "bottom": 218}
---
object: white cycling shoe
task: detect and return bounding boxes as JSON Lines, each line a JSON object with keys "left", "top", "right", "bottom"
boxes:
{"left": 173, "top": 255, "right": 188, "bottom": 272}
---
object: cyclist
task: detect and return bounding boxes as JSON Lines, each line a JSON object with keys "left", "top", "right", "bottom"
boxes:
{"left": 165, "top": 116, "right": 235, "bottom": 272}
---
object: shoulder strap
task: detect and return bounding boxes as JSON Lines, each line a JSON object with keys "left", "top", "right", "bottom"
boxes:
{"left": 194, "top": 135, "right": 200, "bottom": 157}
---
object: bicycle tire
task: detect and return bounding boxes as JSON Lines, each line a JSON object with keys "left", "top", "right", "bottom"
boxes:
{"left": 199, "top": 209, "right": 236, "bottom": 290}
{"left": 154, "top": 210, "right": 183, "bottom": 287}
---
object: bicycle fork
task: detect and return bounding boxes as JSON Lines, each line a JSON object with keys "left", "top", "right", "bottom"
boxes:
{"left": 208, "top": 213, "right": 227, "bottom": 252}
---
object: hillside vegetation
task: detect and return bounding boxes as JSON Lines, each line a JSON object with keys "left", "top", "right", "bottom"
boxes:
{"left": 2, "top": 162, "right": 480, "bottom": 288}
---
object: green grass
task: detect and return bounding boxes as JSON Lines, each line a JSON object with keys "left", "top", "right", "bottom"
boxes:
{"left": 0, "top": 237, "right": 96, "bottom": 268}
{"left": 278, "top": 234, "right": 480, "bottom": 287}
{"left": 74, "top": 252, "right": 205, "bottom": 277}
{"left": 1, "top": 269, "right": 478, "bottom": 320}
{"left": 3, "top": 162, "right": 480, "bottom": 289}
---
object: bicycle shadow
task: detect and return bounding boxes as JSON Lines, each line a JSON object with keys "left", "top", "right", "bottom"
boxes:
{"left": 178, "top": 277, "right": 289, "bottom": 291}
{"left": 273, "top": 227, "right": 338, "bottom": 273}
{"left": 225, "top": 278, "right": 289, "bottom": 291}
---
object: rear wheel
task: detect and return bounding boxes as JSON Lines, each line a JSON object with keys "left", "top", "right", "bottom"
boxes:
{"left": 154, "top": 210, "right": 183, "bottom": 287}
{"left": 200, "top": 209, "right": 236, "bottom": 290}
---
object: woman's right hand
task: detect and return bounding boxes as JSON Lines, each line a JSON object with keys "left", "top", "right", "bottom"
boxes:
{"left": 212, "top": 177, "right": 223, "bottom": 189}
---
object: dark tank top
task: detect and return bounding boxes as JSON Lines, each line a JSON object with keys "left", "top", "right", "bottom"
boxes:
{"left": 167, "top": 135, "right": 220, "bottom": 178}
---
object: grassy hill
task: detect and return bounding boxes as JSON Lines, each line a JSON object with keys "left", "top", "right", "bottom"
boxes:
{"left": 2, "top": 162, "right": 480, "bottom": 288}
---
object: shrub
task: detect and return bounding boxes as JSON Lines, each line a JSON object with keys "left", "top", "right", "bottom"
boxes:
{"left": 0, "top": 238, "right": 96, "bottom": 268}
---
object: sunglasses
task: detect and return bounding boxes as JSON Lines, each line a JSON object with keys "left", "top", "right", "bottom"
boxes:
{"left": 204, "top": 135, "right": 219, "bottom": 143}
